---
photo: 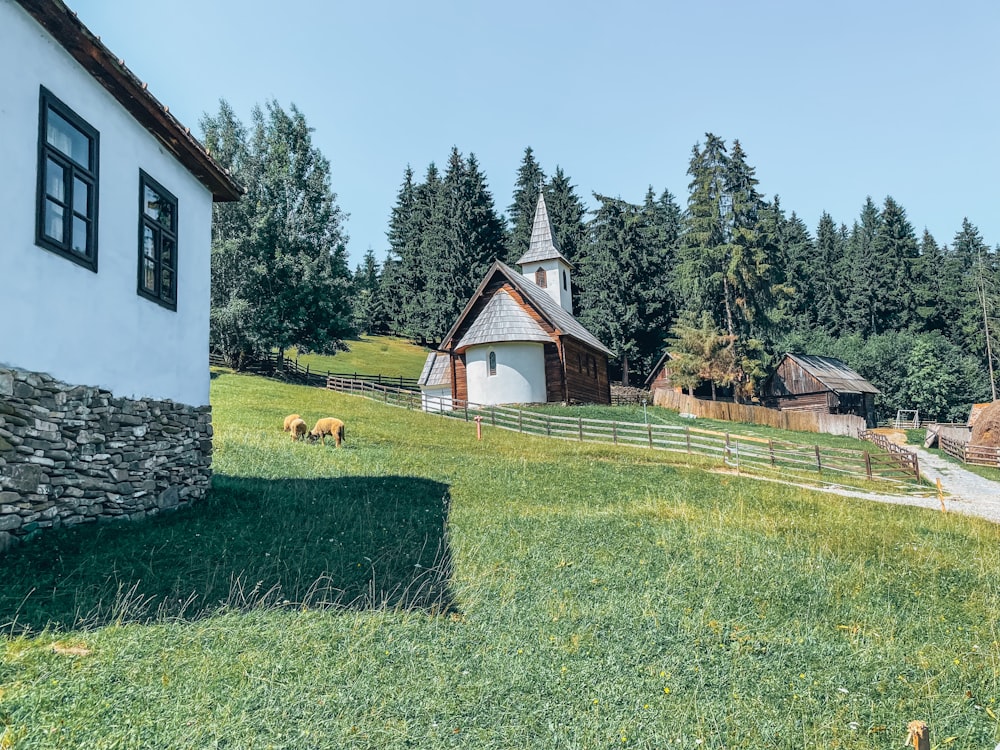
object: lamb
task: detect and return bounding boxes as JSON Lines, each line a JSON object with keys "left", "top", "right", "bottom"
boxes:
{"left": 308, "top": 417, "right": 345, "bottom": 447}
{"left": 289, "top": 418, "right": 308, "bottom": 441}
{"left": 282, "top": 413, "right": 302, "bottom": 432}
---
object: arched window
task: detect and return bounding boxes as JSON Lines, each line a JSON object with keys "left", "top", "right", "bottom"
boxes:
{"left": 563, "top": 270, "right": 568, "bottom": 290}
{"left": 488, "top": 350, "right": 497, "bottom": 376}
{"left": 534, "top": 268, "right": 546, "bottom": 288}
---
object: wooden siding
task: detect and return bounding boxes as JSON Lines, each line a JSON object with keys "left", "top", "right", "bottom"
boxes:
{"left": 562, "top": 338, "right": 611, "bottom": 404}
{"left": 451, "top": 354, "right": 468, "bottom": 403}
{"left": 544, "top": 342, "right": 564, "bottom": 402}
{"left": 767, "top": 357, "right": 827, "bottom": 398}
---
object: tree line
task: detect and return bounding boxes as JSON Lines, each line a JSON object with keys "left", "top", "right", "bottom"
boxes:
{"left": 201, "top": 100, "right": 998, "bottom": 422}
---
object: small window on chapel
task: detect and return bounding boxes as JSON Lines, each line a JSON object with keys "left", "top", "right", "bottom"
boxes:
{"left": 488, "top": 351, "right": 497, "bottom": 376}
{"left": 563, "top": 270, "right": 567, "bottom": 290}
{"left": 534, "top": 268, "right": 546, "bottom": 288}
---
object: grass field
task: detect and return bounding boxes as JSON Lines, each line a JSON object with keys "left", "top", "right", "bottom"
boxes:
{"left": 2, "top": 373, "right": 1000, "bottom": 748}
{"left": 285, "top": 335, "right": 430, "bottom": 378}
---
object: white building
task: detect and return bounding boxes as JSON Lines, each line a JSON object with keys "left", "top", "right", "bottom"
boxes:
{"left": 0, "top": 0, "right": 241, "bottom": 550}
{"left": 420, "top": 194, "right": 612, "bottom": 410}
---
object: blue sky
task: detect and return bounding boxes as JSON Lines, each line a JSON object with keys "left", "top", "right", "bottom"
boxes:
{"left": 68, "top": 0, "right": 1000, "bottom": 269}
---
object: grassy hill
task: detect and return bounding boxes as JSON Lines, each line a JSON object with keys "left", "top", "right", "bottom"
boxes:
{"left": 285, "top": 334, "right": 430, "bottom": 378}
{"left": 2, "top": 373, "right": 999, "bottom": 748}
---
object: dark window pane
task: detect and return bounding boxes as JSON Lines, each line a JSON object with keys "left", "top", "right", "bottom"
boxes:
{"left": 143, "top": 225, "right": 156, "bottom": 259}
{"left": 143, "top": 259, "right": 156, "bottom": 292}
{"left": 161, "top": 237, "right": 174, "bottom": 269}
{"left": 46, "top": 159, "right": 65, "bottom": 201}
{"left": 161, "top": 268, "right": 173, "bottom": 300}
{"left": 71, "top": 217, "right": 88, "bottom": 254}
{"left": 158, "top": 198, "right": 174, "bottom": 231}
{"left": 73, "top": 177, "right": 89, "bottom": 216}
{"left": 44, "top": 200, "right": 64, "bottom": 242}
{"left": 47, "top": 109, "right": 90, "bottom": 168}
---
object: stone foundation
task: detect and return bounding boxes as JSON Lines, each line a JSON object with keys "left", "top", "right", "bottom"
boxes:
{"left": 0, "top": 366, "right": 212, "bottom": 553}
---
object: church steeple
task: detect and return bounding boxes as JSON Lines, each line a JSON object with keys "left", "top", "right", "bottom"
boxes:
{"left": 517, "top": 193, "right": 574, "bottom": 314}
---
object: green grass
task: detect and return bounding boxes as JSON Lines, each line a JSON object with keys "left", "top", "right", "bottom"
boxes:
{"left": 3, "top": 373, "right": 1000, "bottom": 748}
{"left": 285, "top": 334, "right": 430, "bottom": 378}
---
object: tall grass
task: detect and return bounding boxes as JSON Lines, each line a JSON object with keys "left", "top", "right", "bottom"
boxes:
{"left": 285, "top": 334, "right": 429, "bottom": 378}
{"left": 2, "top": 373, "right": 999, "bottom": 748}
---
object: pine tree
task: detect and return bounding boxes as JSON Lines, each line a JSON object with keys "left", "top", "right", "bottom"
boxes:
{"left": 384, "top": 166, "right": 419, "bottom": 335}
{"left": 543, "top": 167, "right": 587, "bottom": 265}
{"left": 874, "top": 196, "right": 919, "bottom": 331}
{"left": 841, "top": 198, "right": 883, "bottom": 336}
{"left": 507, "top": 147, "right": 546, "bottom": 261}
{"left": 813, "top": 212, "right": 846, "bottom": 335}
{"left": 352, "top": 248, "right": 383, "bottom": 334}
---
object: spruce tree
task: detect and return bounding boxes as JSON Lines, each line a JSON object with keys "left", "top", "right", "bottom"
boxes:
{"left": 813, "top": 212, "right": 846, "bottom": 335}
{"left": 507, "top": 147, "right": 546, "bottom": 261}
{"left": 352, "top": 248, "right": 383, "bottom": 335}
{"left": 873, "top": 196, "right": 919, "bottom": 331}
{"left": 841, "top": 198, "right": 883, "bottom": 336}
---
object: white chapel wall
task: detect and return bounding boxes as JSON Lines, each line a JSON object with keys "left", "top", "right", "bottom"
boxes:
{"left": 465, "top": 342, "right": 547, "bottom": 405}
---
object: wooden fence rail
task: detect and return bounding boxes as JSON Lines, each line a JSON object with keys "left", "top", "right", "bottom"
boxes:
{"left": 940, "top": 435, "right": 1000, "bottom": 467}
{"left": 858, "top": 430, "right": 920, "bottom": 479}
{"left": 209, "top": 350, "right": 420, "bottom": 389}
{"left": 328, "top": 377, "right": 926, "bottom": 491}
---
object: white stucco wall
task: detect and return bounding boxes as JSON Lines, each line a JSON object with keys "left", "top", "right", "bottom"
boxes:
{"left": 521, "top": 259, "right": 573, "bottom": 314}
{"left": 420, "top": 386, "right": 454, "bottom": 413}
{"left": 0, "top": 1, "right": 213, "bottom": 406}
{"left": 466, "top": 343, "right": 547, "bottom": 406}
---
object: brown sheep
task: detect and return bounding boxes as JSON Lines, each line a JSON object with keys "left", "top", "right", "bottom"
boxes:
{"left": 308, "top": 417, "right": 345, "bottom": 447}
{"left": 289, "top": 418, "right": 308, "bottom": 441}
{"left": 282, "top": 413, "right": 302, "bottom": 432}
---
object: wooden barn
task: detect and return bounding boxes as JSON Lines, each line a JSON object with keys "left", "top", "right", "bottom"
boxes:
{"left": 762, "top": 354, "right": 879, "bottom": 427}
{"left": 643, "top": 349, "right": 734, "bottom": 401}
{"left": 424, "top": 194, "right": 612, "bottom": 407}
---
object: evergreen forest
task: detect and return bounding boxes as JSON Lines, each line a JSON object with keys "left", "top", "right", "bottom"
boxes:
{"left": 202, "top": 103, "right": 999, "bottom": 423}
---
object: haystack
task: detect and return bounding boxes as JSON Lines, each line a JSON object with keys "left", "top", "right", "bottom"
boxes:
{"left": 970, "top": 401, "right": 1000, "bottom": 447}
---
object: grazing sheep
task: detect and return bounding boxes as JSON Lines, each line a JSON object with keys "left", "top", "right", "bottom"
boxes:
{"left": 308, "top": 417, "right": 345, "bottom": 447}
{"left": 289, "top": 418, "right": 308, "bottom": 441}
{"left": 282, "top": 413, "right": 301, "bottom": 432}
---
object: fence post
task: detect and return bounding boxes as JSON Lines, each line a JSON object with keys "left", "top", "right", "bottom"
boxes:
{"left": 518, "top": 409, "right": 523, "bottom": 433}
{"left": 464, "top": 402, "right": 469, "bottom": 422}
{"left": 814, "top": 445, "right": 822, "bottom": 474}
{"left": 725, "top": 432, "right": 730, "bottom": 464}
{"left": 734, "top": 439, "right": 740, "bottom": 473}
{"left": 408, "top": 391, "right": 414, "bottom": 410}
{"left": 383, "top": 386, "right": 388, "bottom": 404}
{"left": 578, "top": 417, "right": 583, "bottom": 441}
{"left": 491, "top": 406, "right": 496, "bottom": 427}
{"left": 613, "top": 421, "right": 618, "bottom": 445}
{"left": 912, "top": 453, "right": 920, "bottom": 480}
{"left": 905, "top": 721, "right": 929, "bottom": 750}
{"left": 546, "top": 417, "right": 551, "bottom": 437}
{"left": 686, "top": 426, "right": 690, "bottom": 455}
{"left": 768, "top": 439, "right": 775, "bottom": 467}
{"left": 864, "top": 451, "right": 872, "bottom": 480}
{"left": 647, "top": 422, "right": 653, "bottom": 448}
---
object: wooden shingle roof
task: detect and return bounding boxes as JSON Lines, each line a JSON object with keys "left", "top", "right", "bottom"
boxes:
{"left": 785, "top": 354, "right": 880, "bottom": 395}
{"left": 418, "top": 352, "right": 451, "bottom": 388}
{"left": 439, "top": 261, "right": 612, "bottom": 356}
{"left": 515, "top": 193, "right": 573, "bottom": 268}
{"left": 456, "top": 289, "right": 550, "bottom": 348}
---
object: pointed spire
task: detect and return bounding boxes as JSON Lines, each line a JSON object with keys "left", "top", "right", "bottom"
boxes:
{"left": 516, "top": 193, "right": 572, "bottom": 267}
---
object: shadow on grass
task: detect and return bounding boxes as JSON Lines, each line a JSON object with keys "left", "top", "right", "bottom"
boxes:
{"left": 0, "top": 475, "right": 454, "bottom": 633}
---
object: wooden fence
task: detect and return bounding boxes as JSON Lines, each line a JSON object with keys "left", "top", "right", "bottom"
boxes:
{"left": 858, "top": 430, "right": 921, "bottom": 480}
{"left": 328, "top": 377, "right": 927, "bottom": 491}
{"left": 652, "top": 389, "right": 867, "bottom": 437}
{"left": 209, "top": 350, "right": 419, "bottom": 389}
{"left": 940, "top": 435, "right": 1000, "bottom": 467}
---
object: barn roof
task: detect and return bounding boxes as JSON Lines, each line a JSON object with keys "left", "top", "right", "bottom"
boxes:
{"left": 418, "top": 351, "right": 451, "bottom": 388}
{"left": 784, "top": 354, "right": 880, "bottom": 395}
{"left": 516, "top": 193, "right": 573, "bottom": 268}
{"left": 440, "top": 261, "right": 612, "bottom": 356}
{"left": 643, "top": 349, "right": 674, "bottom": 387}
{"left": 14, "top": 0, "right": 242, "bottom": 201}
{"left": 456, "top": 289, "right": 551, "bottom": 348}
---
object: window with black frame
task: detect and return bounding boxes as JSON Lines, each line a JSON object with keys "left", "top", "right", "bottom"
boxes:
{"left": 36, "top": 87, "right": 99, "bottom": 270}
{"left": 138, "top": 171, "right": 178, "bottom": 310}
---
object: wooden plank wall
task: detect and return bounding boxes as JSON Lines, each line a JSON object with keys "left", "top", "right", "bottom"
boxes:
{"left": 562, "top": 338, "right": 611, "bottom": 404}
{"left": 653, "top": 388, "right": 866, "bottom": 437}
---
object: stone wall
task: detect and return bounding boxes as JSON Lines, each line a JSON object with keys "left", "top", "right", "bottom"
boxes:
{"left": 0, "top": 366, "right": 212, "bottom": 554}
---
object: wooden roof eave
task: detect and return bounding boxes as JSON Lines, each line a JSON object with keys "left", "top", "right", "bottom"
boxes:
{"left": 17, "top": 0, "right": 243, "bottom": 202}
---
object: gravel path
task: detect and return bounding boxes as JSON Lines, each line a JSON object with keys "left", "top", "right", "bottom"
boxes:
{"left": 727, "top": 446, "right": 1000, "bottom": 523}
